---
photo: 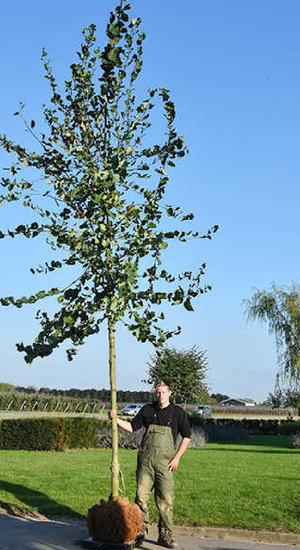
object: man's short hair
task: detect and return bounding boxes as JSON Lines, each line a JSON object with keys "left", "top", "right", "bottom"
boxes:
{"left": 155, "top": 380, "right": 171, "bottom": 391}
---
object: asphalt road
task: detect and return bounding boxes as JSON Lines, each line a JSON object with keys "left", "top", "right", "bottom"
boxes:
{"left": 0, "top": 516, "right": 299, "bottom": 550}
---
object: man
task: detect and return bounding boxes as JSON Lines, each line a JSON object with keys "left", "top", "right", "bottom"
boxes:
{"left": 109, "top": 381, "right": 191, "bottom": 549}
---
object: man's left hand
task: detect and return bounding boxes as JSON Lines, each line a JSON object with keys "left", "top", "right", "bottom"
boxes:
{"left": 167, "top": 455, "right": 180, "bottom": 472}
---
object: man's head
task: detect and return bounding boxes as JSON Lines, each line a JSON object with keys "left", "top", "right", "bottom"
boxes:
{"left": 155, "top": 381, "right": 172, "bottom": 408}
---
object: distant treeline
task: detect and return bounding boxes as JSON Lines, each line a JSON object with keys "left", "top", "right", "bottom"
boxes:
{"left": 0, "top": 382, "right": 154, "bottom": 404}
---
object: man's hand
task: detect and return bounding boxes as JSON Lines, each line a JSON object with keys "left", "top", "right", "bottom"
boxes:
{"left": 167, "top": 437, "right": 191, "bottom": 471}
{"left": 167, "top": 455, "right": 180, "bottom": 472}
{"left": 108, "top": 410, "right": 133, "bottom": 434}
{"left": 108, "top": 409, "right": 116, "bottom": 421}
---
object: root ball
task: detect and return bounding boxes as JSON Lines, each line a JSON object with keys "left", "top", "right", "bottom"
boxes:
{"left": 87, "top": 496, "right": 144, "bottom": 543}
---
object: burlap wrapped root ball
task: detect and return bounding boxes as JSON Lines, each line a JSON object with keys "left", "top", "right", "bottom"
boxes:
{"left": 87, "top": 497, "right": 144, "bottom": 543}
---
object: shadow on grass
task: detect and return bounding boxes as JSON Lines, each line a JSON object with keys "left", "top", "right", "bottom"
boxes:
{"left": 0, "top": 480, "right": 78, "bottom": 517}
{"left": 200, "top": 435, "right": 295, "bottom": 453}
{"left": 200, "top": 448, "right": 296, "bottom": 455}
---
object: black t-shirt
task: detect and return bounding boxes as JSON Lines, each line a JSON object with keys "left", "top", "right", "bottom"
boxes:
{"left": 131, "top": 402, "right": 191, "bottom": 444}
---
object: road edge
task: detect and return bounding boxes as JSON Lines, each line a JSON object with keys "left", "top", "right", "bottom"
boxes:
{"left": 173, "top": 525, "right": 300, "bottom": 546}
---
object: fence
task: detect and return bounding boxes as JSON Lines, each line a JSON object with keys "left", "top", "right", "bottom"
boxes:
{"left": 0, "top": 395, "right": 107, "bottom": 414}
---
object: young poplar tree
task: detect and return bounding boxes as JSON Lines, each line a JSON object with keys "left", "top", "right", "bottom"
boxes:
{"left": 0, "top": 1, "right": 217, "bottom": 497}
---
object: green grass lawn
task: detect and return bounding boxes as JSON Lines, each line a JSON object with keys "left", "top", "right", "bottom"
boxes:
{"left": 0, "top": 435, "right": 299, "bottom": 533}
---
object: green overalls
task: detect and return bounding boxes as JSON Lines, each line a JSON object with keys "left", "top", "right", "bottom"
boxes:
{"left": 135, "top": 420, "right": 175, "bottom": 535}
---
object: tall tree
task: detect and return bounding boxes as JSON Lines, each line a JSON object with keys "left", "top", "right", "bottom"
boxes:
{"left": 0, "top": 1, "right": 217, "bottom": 497}
{"left": 145, "top": 346, "right": 210, "bottom": 408}
{"left": 244, "top": 283, "right": 300, "bottom": 390}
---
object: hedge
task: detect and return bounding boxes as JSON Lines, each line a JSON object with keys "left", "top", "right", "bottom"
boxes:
{"left": 0, "top": 417, "right": 109, "bottom": 451}
{"left": 278, "top": 421, "right": 300, "bottom": 435}
{"left": 189, "top": 416, "right": 300, "bottom": 435}
{"left": 1, "top": 416, "right": 299, "bottom": 451}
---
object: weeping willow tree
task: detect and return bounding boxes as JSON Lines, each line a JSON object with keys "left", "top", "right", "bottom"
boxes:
{"left": 0, "top": 1, "right": 217, "bottom": 497}
{"left": 244, "top": 283, "right": 300, "bottom": 391}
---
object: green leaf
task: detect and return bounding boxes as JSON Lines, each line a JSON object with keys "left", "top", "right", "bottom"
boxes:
{"left": 63, "top": 316, "right": 74, "bottom": 326}
{"left": 173, "top": 287, "right": 184, "bottom": 304}
{"left": 92, "top": 194, "right": 101, "bottom": 204}
{"left": 184, "top": 298, "right": 194, "bottom": 311}
{"left": 107, "top": 24, "right": 120, "bottom": 37}
{"left": 107, "top": 47, "right": 121, "bottom": 64}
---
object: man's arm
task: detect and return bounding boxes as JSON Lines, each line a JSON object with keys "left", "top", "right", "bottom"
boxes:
{"left": 167, "top": 437, "right": 191, "bottom": 472}
{"left": 108, "top": 409, "right": 133, "bottom": 433}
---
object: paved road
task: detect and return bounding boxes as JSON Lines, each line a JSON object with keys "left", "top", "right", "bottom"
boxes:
{"left": 0, "top": 516, "right": 299, "bottom": 550}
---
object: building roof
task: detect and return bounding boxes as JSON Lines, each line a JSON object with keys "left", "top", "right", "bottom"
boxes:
{"left": 219, "top": 398, "right": 255, "bottom": 406}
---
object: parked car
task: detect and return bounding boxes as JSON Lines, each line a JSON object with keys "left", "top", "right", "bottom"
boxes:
{"left": 192, "top": 404, "right": 212, "bottom": 418}
{"left": 121, "top": 404, "right": 143, "bottom": 416}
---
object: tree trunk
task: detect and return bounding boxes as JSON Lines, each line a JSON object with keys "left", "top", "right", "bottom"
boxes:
{"left": 109, "top": 318, "right": 119, "bottom": 497}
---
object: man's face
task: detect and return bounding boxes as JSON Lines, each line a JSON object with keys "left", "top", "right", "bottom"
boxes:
{"left": 156, "top": 385, "right": 172, "bottom": 407}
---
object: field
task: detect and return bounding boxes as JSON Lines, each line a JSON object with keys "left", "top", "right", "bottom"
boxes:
{"left": 0, "top": 435, "right": 299, "bottom": 533}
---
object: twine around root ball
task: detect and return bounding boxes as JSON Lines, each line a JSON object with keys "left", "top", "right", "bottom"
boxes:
{"left": 87, "top": 496, "right": 144, "bottom": 543}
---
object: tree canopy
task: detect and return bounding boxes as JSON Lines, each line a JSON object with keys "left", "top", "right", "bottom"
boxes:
{"left": 244, "top": 283, "right": 300, "bottom": 390}
{"left": 0, "top": 0, "right": 217, "bottom": 496}
{"left": 145, "top": 345, "right": 210, "bottom": 407}
{"left": 0, "top": 3, "right": 217, "bottom": 365}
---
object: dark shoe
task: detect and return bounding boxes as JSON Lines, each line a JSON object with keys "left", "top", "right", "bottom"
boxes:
{"left": 136, "top": 524, "right": 148, "bottom": 547}
{"left": 135, "top": 533, "right": 145, "bottom": 547}
{"left": 157, "top": 531, "right": 177, "bottom": 548}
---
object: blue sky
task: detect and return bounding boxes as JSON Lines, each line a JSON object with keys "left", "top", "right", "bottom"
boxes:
{"left": 0, "top": 0, "right": 299, "bottom": 402}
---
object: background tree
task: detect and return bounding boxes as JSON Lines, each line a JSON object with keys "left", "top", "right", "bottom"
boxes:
{"left": 261, "top": 387, "right": 300, "bottom": 410}
{"left": 261, "top": 389, "right": 283, "bottom": 408}
{"left": 210, "top": 393, "right": 230, "bottom": 403}
{"left": 282, "top": 388, "right": 300, "bottom": 409}
{"left": 244, "top": 283, "right": 300, "bottom": 391}
{"left": 145, "top": 345, "right": 210, "bottom": 408}
{"left": 0, "top": 1, "right": 217, "bottom": 497}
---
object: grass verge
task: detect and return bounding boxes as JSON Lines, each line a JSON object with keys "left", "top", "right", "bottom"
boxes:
{"left": 0, "top": 435, "right": 298, "bottom": 533}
